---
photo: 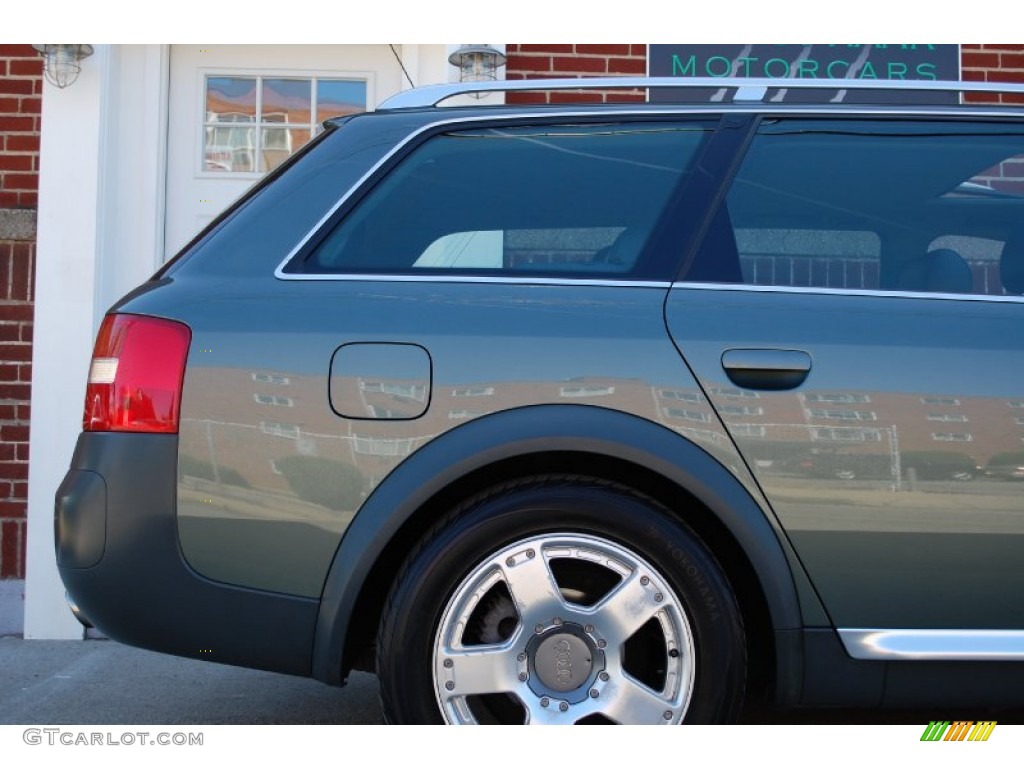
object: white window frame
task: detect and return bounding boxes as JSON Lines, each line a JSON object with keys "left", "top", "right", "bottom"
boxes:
{"left": 198, "top": 68, "right": 372, "bottom": 179}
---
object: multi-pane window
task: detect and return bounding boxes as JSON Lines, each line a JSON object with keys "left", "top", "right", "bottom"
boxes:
{"left": 251, "top": 372, "right": 290, "bottom": 385}
{"left": 927, "top": 413, "right": 968, "bottom": 422}
{"left": 254, "top": 394, "right": 293, "bottom": 406}
{"left": 260, "top": 421, "right": 300, "bottom": 439}
{"left": 560, "top": 385, "right": 615, "bottom": 398}
{"left": 811, "top": 427, "right": 882, "bottom": 442}
{"left": 803, "top": 393, "right": 871, "bottom": 404}
{"left": 660, "top": 389, "right": 704, "bottom": 403}
{"left": 664, "top": 408, "right": 712, "bottom": 423}
{"left": 806, "top": 408, "right": 876, "bottom": 421}
{"left": 921, "top": 396, "right": 960, "bottom": 406}
{"left": 719, "top": 405, "right": 764, "bottom": 417}
{"left": 452, "top": 387, "right": 495, "bottom": 397}
{"left": 204, "top": 76, "right": 366, "bottom": 173}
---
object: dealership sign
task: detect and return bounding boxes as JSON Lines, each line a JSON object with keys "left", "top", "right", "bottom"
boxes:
{"left": 648, "top": 44, "right": 960, "bottom": 103}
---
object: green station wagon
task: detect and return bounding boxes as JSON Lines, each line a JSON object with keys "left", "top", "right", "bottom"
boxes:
{"left": 56, "top": 78, "right": 1024, "bottom": 724}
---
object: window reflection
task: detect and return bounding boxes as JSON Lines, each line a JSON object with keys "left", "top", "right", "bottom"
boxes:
{"left": 204, "top": 76, "right": 366, "bottom": 173}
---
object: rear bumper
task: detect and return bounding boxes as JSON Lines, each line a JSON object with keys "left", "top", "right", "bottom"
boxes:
{"left": 55, "top": 432, "right": 319, "bottom": 677}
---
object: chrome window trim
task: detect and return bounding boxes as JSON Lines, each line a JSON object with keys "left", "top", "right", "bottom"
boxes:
{"left": 671, "top": 281, "right": 1024, "bottom": 304}
{"left": 276, "top": 272, "right": 672, "bottom": 288}
{"left": 840, "top": 629, "right": 1024, "bottom": 661}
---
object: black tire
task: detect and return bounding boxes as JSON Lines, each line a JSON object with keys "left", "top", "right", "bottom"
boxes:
{"left": 377, "top": 477, "right": 745, "bottom": 724}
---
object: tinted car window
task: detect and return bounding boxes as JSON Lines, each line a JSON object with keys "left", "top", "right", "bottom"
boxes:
{"left": 684, "top": 119, "right": 1024, "bottom": 296}
{"left": 301, "top": 120, "right": 713, "bottom": 279}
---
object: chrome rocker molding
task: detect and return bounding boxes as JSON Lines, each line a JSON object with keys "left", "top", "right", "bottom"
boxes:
{"left": 380, "top": 77, "right": 1024, "bottom": 110}
{"left": 840, "top": 629, "right": 1024, "bottom": 661}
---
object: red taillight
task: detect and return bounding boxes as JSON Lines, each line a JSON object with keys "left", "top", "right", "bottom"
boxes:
{"left": 83, "top": 314, "right": 191, "bottom": 433}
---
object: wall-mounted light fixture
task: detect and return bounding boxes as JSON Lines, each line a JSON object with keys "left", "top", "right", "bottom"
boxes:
{"left": 448, "top": 45, "right": 506, "bottom": 97}
{"left": 32, "top": 45, "right": 94, "bottom": 89}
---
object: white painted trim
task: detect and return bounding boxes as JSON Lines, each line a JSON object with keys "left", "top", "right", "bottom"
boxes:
{"left": 25, "top": 45, "right": 173, "bottom": 639}
{"left": 25, "top": 46, "right": 106, "bottom": 640}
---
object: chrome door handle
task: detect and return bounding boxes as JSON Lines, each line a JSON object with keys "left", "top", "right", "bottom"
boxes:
{"left": 721, "top": 348, "right": 812, "bottom": 390}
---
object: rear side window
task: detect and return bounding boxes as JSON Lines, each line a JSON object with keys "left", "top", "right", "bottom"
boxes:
{"left": 296, "top": 120, "right": 713, "bottom": 280}
{"left": 685, "top": 119, "right": 1024, "bottom": 297}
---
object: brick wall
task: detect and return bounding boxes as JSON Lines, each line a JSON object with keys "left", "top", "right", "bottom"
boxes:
{"left": 0, "top": 45, "right": 40, "bottom": 581}
{"left": 505, "top": 44, "right": 646, "bottom": 103}
{"left": 962, "top": 44, "right": 1024, "bottom": 103}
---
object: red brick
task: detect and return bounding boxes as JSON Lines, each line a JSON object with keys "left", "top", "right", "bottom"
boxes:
{"left": 0, "top": 324, "right": 18, "bottom": 342}
{"left": 630, "top": 44, "right": 647, "bottom": 56}
{"left": 0, "top": 520, "right": 22, "bottom": 578}
{"left": 0, "top": 425, "right": 28, "bottom": 443}
{"left": 0, "top": 79, "right": 34, "bottom": 96}
{"left": 16, "top": 402, "right": 29, "bottom": 420}
{"left": 999, "top": 92, "right": 1024, "bottom": 105}
{"left": 0, "top": 343, "right": 32, "bottom": 362}
{"left": 0, "top": 443, "right": 13, "bottom": 461}
{"left": 506, "top": 92, "right": 550, "bottom": 105}
{"left": 20, "top": 323, "right": 32, "bottom": 343}
{"left": 552, "top": 56, "right": 607, "bottom": 74}
{"left": 999, "top": 53, "right": 1024, "bottom": 70}
{"left": 0, "top": 96, "right": 19, "bottom": 113}
{"left": 983, "top": 44, "right": 1024, "bottom": 53}
{"left": 0, "top": 402, "right": 15, "bottom": 419}
{"left": 576, "top": 44, "right": 632, "bottom": 56}
{"left": 9, "top": 248, "right": 31, "bottom": 303}
{"left": 550, "top": 92, "right": 604, "bottom": 103}
{"left": 18, "top": 96, "right": 41, "bottom": 115}
{"left": 507, "top": 55, "right": 552, "bottom": 74}
{"left": 5, "top": 134, "right": 38, "bottom": 153}
{"left": 10, "top": 481, "right": 26, "bottom": 500}
{"left": 0, "top": 115, "right": 33, "bottom": 132}
{"left": 516, "top": 44, "right": 573, "bottom": 54}
{"left": 0, "top": 173, "right": 37, "bottom": 192}
{"left": 962, "top": 51, "right": 1000, "bottom": 70}
{"left": 0, "top": 364, "right": 17, "bottom": 384}
{"left": 0, "top": 62, "right": 6, "bottom": 78}
{"left": 607, "top": 57, "right": 647, "bottom": 75}
{"left": 0, "top": 384, "right": 29, "bottom": 403}
{"left": 0, "top": 462, "right": 28, "bottom": 481}
{"left": 16, "top": 191, "right": 37, "bottom": 208}
{"left": 8, "top": 59, "right": 41, "bottom": 77}
{"left": 0, "top": 192, "right": 17, "bottom": 208}
{"left": 18, "top": 364, "right": 30, "bottom": 382}
{"left": 0, "top": 154, "right": 34, "bottom": 173}
{"left": 0, "top": 45, "right": 35, "bottom": 56}
{"left": 14, "top": 443, "right": 28, "bottom": 461}
{"left": 0, "top": 304, "right": 32, "bottom": 322}
{"left": 0, "top": 500, "right": 25, "bottom": 517}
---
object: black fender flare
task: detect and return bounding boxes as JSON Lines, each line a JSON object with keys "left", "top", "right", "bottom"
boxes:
{"left": 312, "top": 404, "right": 803, "bottom": 688}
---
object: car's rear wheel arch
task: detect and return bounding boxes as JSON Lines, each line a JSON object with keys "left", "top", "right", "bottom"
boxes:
{"left": 312, "top": 406, "right": 802, "bottom": 707}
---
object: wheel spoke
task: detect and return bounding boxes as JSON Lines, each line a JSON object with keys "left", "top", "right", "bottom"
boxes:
{"left": 438, "top": 644, "right": 522, "bottom": 697}
{"left": 593, "top": 571, "right": 664, "bottom": 647}
{"left": 597, "top": 675, "right": 677, "bottom": 725}
{"left": 500, "top": 550, "right": 566, "bottom": 626}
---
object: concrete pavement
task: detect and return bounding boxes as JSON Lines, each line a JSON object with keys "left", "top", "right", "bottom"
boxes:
{"left": 0, "top": 636, "right": 382, "bottom": 725}
{"left": 3, "top": 636, "right": 1023, "bottom": 725}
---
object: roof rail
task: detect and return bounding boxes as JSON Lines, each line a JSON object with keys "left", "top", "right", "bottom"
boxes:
{"left": 378, "top": 77, "right": 1024, "bottom": 111}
